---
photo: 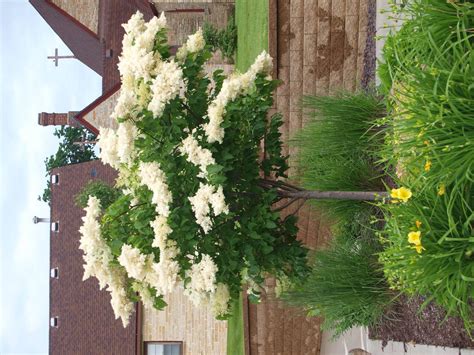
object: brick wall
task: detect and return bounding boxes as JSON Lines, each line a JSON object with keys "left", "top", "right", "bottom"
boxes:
{"left": 142, "top": 287, "right": 227, "bottom": 355}
{"left": 50, "top": 0, "right": 99, "bottom": 34}
{"left": 50, "top": 161, "right": 138, "bottom": 355}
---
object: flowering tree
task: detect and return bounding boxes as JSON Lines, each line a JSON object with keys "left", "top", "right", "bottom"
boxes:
{"left": 79, "top": 12, "right": 311, "bottom": 327}
{"left": 78, "top": 12, "right": 398, "bottom": 327}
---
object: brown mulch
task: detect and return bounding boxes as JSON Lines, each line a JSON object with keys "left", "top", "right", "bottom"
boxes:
{"left": 369, "top": 295, "right": 474, "bottom": 350}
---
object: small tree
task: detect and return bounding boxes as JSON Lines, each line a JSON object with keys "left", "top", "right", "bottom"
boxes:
{"left": 39, "top": 126, "right": 97, "bottom": 204}
{"left": 78, "top": 12, "right": 394, "bottom": 327}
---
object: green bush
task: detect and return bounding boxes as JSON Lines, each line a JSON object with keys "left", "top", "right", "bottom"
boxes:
{"left": 378, "top": 0, "right": 474, "bottom": 199}
{"left": 75, "top": 180, "right": 122, "bottom": 210}
{"left": 291, "top": 91, "right": 386, "bottom": 221}
{"left": 378, "top": 0, "right": 474, "bottom": 334}
{"left": 282, "top": 214, "right": 394, "bottom": 338}
{"left": 203, "top": 16, "right": 237, "bottom": 62}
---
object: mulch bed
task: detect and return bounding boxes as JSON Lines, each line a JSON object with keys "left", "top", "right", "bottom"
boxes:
{"left": 369, "top": 295, "right": 474, "bottom": 350}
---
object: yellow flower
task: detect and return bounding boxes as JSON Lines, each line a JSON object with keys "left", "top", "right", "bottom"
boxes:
{"left": 424, "top": 160, "right": 432, "bottom": 172}
{"left": 415, "top": 220, "right": 422, "bottom": 229}
{"left": 438, "top": 184, "right": 446, "bottom": 196}
{"left": 408, "top": 231, "right": 422, "bottom": 245}
{"left": 423, "top": 140, "right": 430, "bottom": 146}
{"left": 391, "top": 187, "right": 412, "bottom": 203}
{"left": 414, "top": 244, "right": 425, "bottom": 254}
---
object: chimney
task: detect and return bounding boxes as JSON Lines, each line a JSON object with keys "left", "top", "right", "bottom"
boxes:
{"left": 38, "top": 111, "right": 80, "bottom": 127}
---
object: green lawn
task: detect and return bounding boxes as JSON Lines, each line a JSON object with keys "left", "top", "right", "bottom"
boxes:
{"left": 226, "top": 295, "right": 245, "bottom": 355}
{"left": 227, "top": 2, "right": 268, "bottom": 354}
{"left": 235, "top": 0, "right": 269, "bottom": 71}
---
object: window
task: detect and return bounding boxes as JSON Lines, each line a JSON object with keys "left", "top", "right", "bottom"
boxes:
{"left": 50, "top": 268, "right": 59, "bottom": 279}
{"left": 51, "top": 174, "right": 59, "bottom": 184}
{"left": 90, "top": 168, "right": 97, "bottom": 177}
{"left": 50, "top": 317, "right": 58, "bottom": 327}
{"left": 51, "top": 222, "right": 59, "bottom": 232}
{"left": 145, "top": 342, "right": 182, "bottom": 355}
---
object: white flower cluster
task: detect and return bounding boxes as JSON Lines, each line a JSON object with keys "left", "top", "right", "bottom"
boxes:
{"left": 211, "top": 283, "right": 230, "bottom": 317}
{"left": 116, "top": 121, "right": 138, "bottom": 165}
{"left": 179, "top": 134, "right": 216, "bottom": 178}
{"left": 188, "top": 183, "right": 229, "bottom": 233}
{"left": 97, "top": 127, "right": 120, "bottom": 169}
{"left": 176, "top": 28, "right": 205, "bottom": 61}
{"left": 118, "top": 242, "right": 181, "bottom": 298}
{"left": 98, "top": 122, "right": 138, "bottom": 169}
{"left": 114, "top": 12, "right": 167, "bottom": 120}
{"left": 78, "top": 196, "right": 134, "bottom": 327}
{"left": 133, "top": 282, "right": 155, "bottom": 310}
{"left": 118, "top": 244, "right": 150, "bottom": 281}
{"left": 138, "top": 162, "right": 172, "bottom": 216}
{"left": 203, "top": 50, "right": 273, "bottom": 144}
{"left": 146, "top": 240, "right": 181, "bottom": 295}
{"left": 148, "top": 60, "right": 185, "bottom": 118}
{"left": 184, "top": 254, "right": 218, "bottom": 305}
{"left": 150, "top": 215, "right": 172, "bottom": 250}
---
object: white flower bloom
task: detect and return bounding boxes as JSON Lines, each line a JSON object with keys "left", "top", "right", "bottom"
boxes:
{"left": 116, "top": 121, "right": 138, "bottom": 165}
{"left": 186, "top": 28, "right": 205, "bottom": 53}
{"left": 148, "top": 60, "right": 185, "bottom": 118}
{"left": 184, "top": 254, "right": 218, "bottom": 306}
{"left": 146, "top": 241, "right": 181, "bottom": 295}
{"left": 97, "top": 127, "right": 120, "bottom": 169}
{"left": 179, "top": 134, "right": 216, "bottom": 178}
{"left": 122, "top": 11, "right": 145, "bottom": 38}
{"left": 79, "top": 196, "right": 133, "bottom": 327}
{"left": 247, "top": 50, "right": 273, "bottom": 78}
{"left": 108, "top": 281, "right": 135, "bottom": 327}
{"left": 111, "top": 88, "right": 136, "bottom": 120}
{"left": 138, "top": 162, "right": 172, "bottom": 216}
{"left": 209, "top": 185, "right": 229, "bottom": 215}
{"left": 118, "top": 244, "right": 151, "bottom": 281}
{"left": 189, "top": 183, "right": 229, "bottom": 233}
{"left": 134, "top": 282, "right": 155, "bottom": 310}
{"left": 211, "top": 283, "right": 230, "bottom": 317}
{"left": 150, "top": 215, "right": 172, "bottom": 250}
{"left": 204, "top": 51, "right": 273, "bottom": 143}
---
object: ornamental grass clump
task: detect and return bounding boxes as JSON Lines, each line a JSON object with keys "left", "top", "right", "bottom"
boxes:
{"left": 378, "top": 0, "right": 474, "bottom": 199}
{"left": 78, "top": 11, "right": 309, "bottom": 327}
{"left": 291, "top": 91, "right": 386, "bottom": 221}
{"left": 282, "top": 214, "right": 395, "bottom": 338}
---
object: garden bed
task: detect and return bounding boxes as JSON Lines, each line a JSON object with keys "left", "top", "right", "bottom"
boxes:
{"left": 370, "top": 295, "right": 474, "bottom": 349}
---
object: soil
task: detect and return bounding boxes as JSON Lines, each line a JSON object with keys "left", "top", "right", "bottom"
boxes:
{"left": 369, "top": 295, "right": 474, "bottom": 350}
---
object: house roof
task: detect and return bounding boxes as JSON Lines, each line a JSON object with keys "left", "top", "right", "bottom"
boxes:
{"left": 50, "top": 160, "right": 139, "bottom": 355}
{"left": 30, "top": 0, "right": 157, "bottom": 92}
{"left": 74, "top": 83, "right": 121, "bottom": 135}
{"left": 30, "top": 0, "right": 103, "bottom": 75}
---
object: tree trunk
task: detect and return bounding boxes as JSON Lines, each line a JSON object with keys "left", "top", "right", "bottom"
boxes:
{"left": 278, "top": 189, "right": 389, "bottom": 201}
{"left": 258, "top": 178, "right": 390, "bottom": 203}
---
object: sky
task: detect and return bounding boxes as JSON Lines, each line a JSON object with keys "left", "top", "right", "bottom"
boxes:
{"left": 0, "top": 1, "right": 101, "bottom": 353}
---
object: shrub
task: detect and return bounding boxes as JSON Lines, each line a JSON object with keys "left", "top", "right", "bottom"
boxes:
{"left": 282, "top": 214, "right": 394, "bottom": 338}
{"left": 378, "top": 0, "right": 474, "bottom": 334}
{"left": 75, "top": 180, "right": 122, "bottom": 210}
{"left": 291, "top": 91, "right": 386, "bottom": 221}
{"left": 78, "top": 12, "right": 309, "bottom": 327}
{"left": 203, "top": 15, "right": 237, "bottom": 62}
